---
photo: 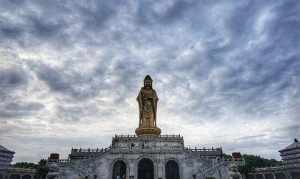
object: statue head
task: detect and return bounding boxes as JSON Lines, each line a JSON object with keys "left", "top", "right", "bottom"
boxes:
{"left": 144, "top": 75, "right": 152, "bottom": 89}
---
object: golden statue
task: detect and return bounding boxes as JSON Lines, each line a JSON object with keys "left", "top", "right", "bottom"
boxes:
{"left": 135, "top": 75, "right": 161, "bottom": 136}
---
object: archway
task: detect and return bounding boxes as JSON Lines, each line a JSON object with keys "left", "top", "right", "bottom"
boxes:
{"left": 112, "top": 160, "right": 126, "bottom": 179}
{"left": 10, "top": 175, "right": 21, "bottom": 179}
{"left": 138, "top": 158, "right": 154, "bottom": 179}
{"left": 22, "top": 175, "right": 31, "bottom": 179}
{"left": 165, "top": 160, "right": 180, "bottom": 179}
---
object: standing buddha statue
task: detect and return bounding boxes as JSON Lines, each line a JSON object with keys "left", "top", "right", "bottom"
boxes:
{"left": 135, "top": 75, "right": 161, "bottom": 136}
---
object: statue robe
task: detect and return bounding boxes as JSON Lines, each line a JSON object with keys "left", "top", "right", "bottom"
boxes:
{"left": 137, "top": 87, "right": 158, "bottom": 128}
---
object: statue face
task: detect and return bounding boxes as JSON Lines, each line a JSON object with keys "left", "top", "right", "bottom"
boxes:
{"left": 144, "top": 80, "right": 152, "bottom": 88}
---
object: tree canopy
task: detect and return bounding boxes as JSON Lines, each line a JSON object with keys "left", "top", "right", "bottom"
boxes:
{"left": 13, "top": 159, "right": 49, "bottom": 179}
{"left": 238, "top": 154, "right": 282, "bottom": 175}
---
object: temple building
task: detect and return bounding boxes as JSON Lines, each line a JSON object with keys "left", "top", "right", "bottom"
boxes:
{"left": 0, "top": 145, "right": 14, "bottom": 170}
{"left": 47, "top": 75, "right": 237, "bottom": 179}
{"left": 280, "top": 138, "right": 300, "bottom": 172}
{"left": 0, "top": 145, "right": 37, "bottom": 179}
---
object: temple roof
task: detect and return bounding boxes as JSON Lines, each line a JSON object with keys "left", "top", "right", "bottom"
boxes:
{"left": 279, "top": 138, "right": 300, "bottom": 152}
{"left": 0, "top": 145, "right": 14, "bottom": 153}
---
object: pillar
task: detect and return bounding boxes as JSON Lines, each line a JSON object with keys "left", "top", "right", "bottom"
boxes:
{"left": 157, "top": 160, "right": 164, "bottom": 179}
{"left": 129, "top": 161, "right": 135, "bottom": 179}
{"left": 285, "top": 172, "right": 291, "bottom": 179}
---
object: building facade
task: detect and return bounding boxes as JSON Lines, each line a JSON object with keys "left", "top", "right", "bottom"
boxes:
{"left": 0, "top": 146, "right": 36, "bottom": 179}
{"left": 0, "top": 146, "right": 14, "bottom": 170}
{"left": 0, "top": 168, "right": 37, "bottom": 179}
{"left": 47, "top": 75, "right": 236, "bottom": 179}
{"left": 248, "top": 139, "right": 300, "bottom": 179}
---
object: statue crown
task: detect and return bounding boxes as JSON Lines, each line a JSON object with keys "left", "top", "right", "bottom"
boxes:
{"left": 144, "top": 75, "right": 152, "bottom": 81}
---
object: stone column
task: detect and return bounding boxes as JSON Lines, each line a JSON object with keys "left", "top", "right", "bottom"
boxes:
{"left": 129, "top": 160, "right": 136, "bottom": 179}
{"left": 156, "top": 158, "right": 164, "bottom": 179}
{"left": 154, "top": 159, "right": 158, "bottom": 179}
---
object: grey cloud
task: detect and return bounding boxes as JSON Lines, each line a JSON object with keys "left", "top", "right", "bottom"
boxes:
{"left": 0, "top": 102, "right": 44, "bottom": 119}
{"left": 0, "top": 68, "right": 28, "bottom": 102}
{"left": 226, "top": 1, "right": 266, "bottom": 38}
{"left": 277, "top": 124, "right": 300, "bottom": 139}
{"left": 55, "top": 104, "right": 107, "bottom": 123}
{"left": 33, "top": 63, "right": 105, "bottom": 100}
{"left": 136, "top": 0, "right": 199, "bottom": 25}
{"left": 0, "top": 23, "right": 24, "bottom": 40}
{"left": 37, "top": 68, "right": 95, "bottom": 100}
{"left": 237, "top": 134, "right": 267, "bottom": 141}
{"left": 0, "top": 0, "right": 70, "bottom": 48}
{"left": 35, "top": 64, "right": 72, "bottom": 94}
{"left": 223, "top": 123, "right": 300, "bottom": 159}
{"left": 74, "top": 1, "right": 120, "bottom": 29}
{"left": 33, "top": 57, "right": 144, "bottom": 103}
{"left": 26, "top": 16, "right": 66, "bottom": 40}
{"left": 0, "top": 69, "right": 27, "bottom": 88}
{"left": 5, "top": 135, "right": 112, "bottom": 162}
{"left": 155, "top": 1, "right": 300, "bottom": 121}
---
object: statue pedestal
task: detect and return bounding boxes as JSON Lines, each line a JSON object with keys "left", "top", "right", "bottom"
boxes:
{"left": 135, "top": 127, "right": 161, "bottom": 136}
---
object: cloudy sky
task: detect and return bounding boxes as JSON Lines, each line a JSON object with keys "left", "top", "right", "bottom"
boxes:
{"left": 0, "top": 0, "right": 299, "bottom": 163}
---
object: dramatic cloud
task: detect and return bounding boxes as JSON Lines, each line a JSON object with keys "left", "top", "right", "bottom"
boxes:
{"left": 0, "top": 0, "right": 299, "bottom": 162}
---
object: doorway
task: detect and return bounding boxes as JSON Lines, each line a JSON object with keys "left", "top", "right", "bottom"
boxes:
{"left": 165, "top": 160, "right": 180, "bottom": 179}
{"left": 138, "top": 158, "right": 154, "bottom": 179}
{"left": 112, "top": 160, "right": 126, "bottom": 179}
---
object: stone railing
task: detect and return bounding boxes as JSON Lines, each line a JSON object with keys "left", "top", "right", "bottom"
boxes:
{"left": 255, "top": 166, "right": 285, "bottom": 172}
{"left": 68, "top": 146, "right": 112, "bottom": 160}
{"left": 112, "top": 134, "right": 184, "bottom": 143}
{"left": 110, "top": 145, "right": 184, "bottom": 154}
{"left": 71, "top": 147, "right": 111, "bottom": 153}
{"left": 185, "top": 147, "right": 222, "bottom": 152}
{"left": 58, "top": 159, "right": 71, "bottom": 164}
{"left": 114, "top": 135, "right": 137, "bottom": 138}
{"left": 4, "top": 167, "right": 37, "bottom": 173}
{"left": 254, "top": 163, "right": 300, "bottom": 172}
{"left": 184, "top": 147, "right": 223, "bottom": 158}
{"left": 160, "top": 134, "right": 183, "bottom": 138}
{"left": 113, "top": 134, "right": 183, "bottom": 139}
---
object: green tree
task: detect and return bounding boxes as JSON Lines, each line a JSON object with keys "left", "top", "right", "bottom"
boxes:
{"left": 238, "top": 154, "right": 282, "bottom": 176}
{"left": 36, "top": 159, "right": 49, "bottom": 179}
{"left": 13, "top": 162, "right": 37, "bottom": 169}
{"left": 13, "top": 159, "right": 49, "bottom": 179}
{"left": 223, "top": 153, "right": 233, "bottom": 160}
